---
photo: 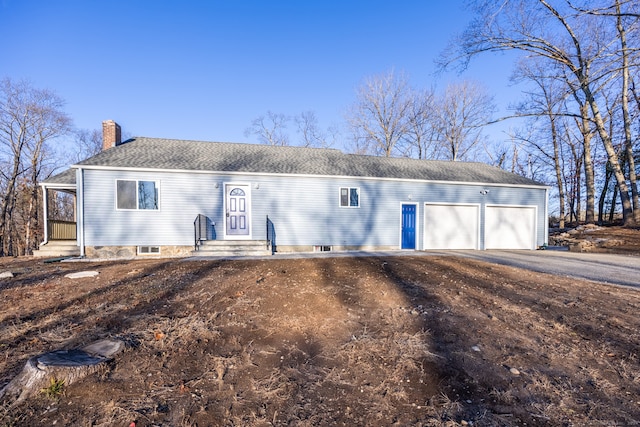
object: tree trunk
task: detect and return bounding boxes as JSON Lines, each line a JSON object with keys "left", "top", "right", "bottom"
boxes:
{"left": 582, "top": 84, "right": 635, "bottom": 225}
{"left": 579, "top": 103, "right": 595, "bottom": 223}
{"left": 567, "top": 139, "right": 582, "bottom": 224}
{"left": 609, "top": 184, "right": 619, "bottom": 223}
{"left": 26, "top": 139, "right": 43, "bottom": 255}
{"left": 616, "top": 0, "right": 640, "bottom": 224}
{"left": 598, "top": 165, "right": 612, "bottom": 224}
{"left": 0, "top": 144, "right": 25, "bottom": 256}
{"left": 553, "top": 135, "right": 565, "bottom": 229}
{"left": 625, "top": 131, "right": 640, "bottom": 224}
{"left": 0, "top": 339, "right": 124, "bottom": 407}
{"left": 25, "top": 190, "right": 38, "bottom": 256}
{"left": 3, "top": 190, "right": 19, "bottom": 256}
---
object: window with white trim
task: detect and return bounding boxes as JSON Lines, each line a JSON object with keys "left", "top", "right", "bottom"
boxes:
{"left": 138, "top": 246, "right": 160, "bottom": 255}
{"left": 339, "top": 187, "right": 359, "bottom": 208}
{"left": 116, "top": 180, "right": 159, "bottom": 210}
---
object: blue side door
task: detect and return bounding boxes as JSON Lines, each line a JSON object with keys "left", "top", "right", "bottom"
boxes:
{"left": 401, "top": 204, "right": 416, "bottom": 249}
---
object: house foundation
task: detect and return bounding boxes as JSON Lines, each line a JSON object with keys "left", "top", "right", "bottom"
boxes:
{"left": 84, "top": 245, "right": 194, "bottom": 259}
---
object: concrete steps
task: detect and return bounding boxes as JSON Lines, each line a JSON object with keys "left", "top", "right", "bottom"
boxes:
{"left": 32, "top": 240, "right": 80, "bottom": 258}
{"left": 191, "top": 240, "right": 272, "bottom": 257}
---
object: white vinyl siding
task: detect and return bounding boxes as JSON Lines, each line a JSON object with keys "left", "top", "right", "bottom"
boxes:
{"left": 81, "top": 168, "right": 547, "bottom": 250}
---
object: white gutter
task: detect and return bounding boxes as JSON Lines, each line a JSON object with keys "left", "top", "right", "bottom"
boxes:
{"left": 76, "top": 168, "right": 85, "bottom": 257}
{"left": 544, "top": 187, "right": 549, "bottom": 246}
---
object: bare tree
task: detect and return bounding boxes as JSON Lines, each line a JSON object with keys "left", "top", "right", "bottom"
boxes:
{"left": 294, "top": 111, "right": 334, "bottom": 148}
{"left": 614, "top": 0, "right": 640, "bottom": 223}
{"left": 574, "top": 98, "right": 597, "bottom": 223}
{"left": 574, "top": 0, "right": 640, "bottom": 224}
{"left": 404, "top": 87, "right": 441, "bottom": 159}
{"left": 513, "top": 60, "right": 572, "bottom": 227}
{"left": 0, "top": 78, "right": 71, "bottom": 256}
{"left": 246, "top": 110, "right": 339, "bottom": 148}
{"left": 443, "top": 0, "right": 638, "bottom": 225}
{"left": 346, "top": 70, "right": 412, "bottom": 157}
{"left": 431, "top": 80, "right": 495, "bottom": 161}
{"left": 501, "top": 134, "right": 544, "bottom": 179}
{"left": 598, "top": 87, "right": 626, "bottom": 223}
{"left": 559, "top": 63, "right": 599, "bottom": 224}
{"left": 73, "top": 128, "right": 102, "bottom": 162}
{"left": 244, "top": 111, "right": 290, "bottom": 146}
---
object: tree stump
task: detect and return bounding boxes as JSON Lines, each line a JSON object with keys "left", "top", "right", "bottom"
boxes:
{"left": 0, "top": 339, "right": 124, "bottom": 406}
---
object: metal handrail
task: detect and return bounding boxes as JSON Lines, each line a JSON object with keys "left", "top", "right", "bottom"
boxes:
{"left": 193, "top": 215, "right": 202, "bottom": 251}
{"left": 196, "top": 214, "right": 272, "bottom": 253}
{"left": 266, "top": 215, "right": 274, "bottom": 254}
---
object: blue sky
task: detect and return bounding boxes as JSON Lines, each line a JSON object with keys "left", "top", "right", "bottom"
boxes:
{"left": 1, "top": 0, "right": 521, "bottom": 150}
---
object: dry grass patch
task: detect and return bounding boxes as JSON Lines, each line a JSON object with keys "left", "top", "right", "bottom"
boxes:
{"left": 1, "top": 255, "right": 639, "bottom": 426}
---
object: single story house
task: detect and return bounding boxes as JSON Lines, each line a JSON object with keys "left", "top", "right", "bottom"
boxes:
{"left": 37, "top": 120, "right": 549, "bottom": 258}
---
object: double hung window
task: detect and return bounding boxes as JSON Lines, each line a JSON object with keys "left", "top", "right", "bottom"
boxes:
{"left": 116, "top": 180, "right": 159, "bottom": 210}
{"left": 339, "top": 187, "right": 360, "bottom": 208}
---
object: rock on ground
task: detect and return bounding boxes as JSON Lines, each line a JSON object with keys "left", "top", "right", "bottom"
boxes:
{"left": 64, "top": 271, "right": 99, "bottom": 279}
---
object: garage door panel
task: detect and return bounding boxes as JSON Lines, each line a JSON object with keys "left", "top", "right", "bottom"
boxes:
{"left": 485, "top": 206, "right": 535, "bottom": 250}
{"left": 424, "top": 204, "right": 479, "bottom": 250}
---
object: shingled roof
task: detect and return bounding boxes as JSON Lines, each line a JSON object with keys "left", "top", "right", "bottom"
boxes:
{"left": 41, "top": 168, "right": 76, "bottom": 186}
{"left": 42, "top": 137, "right": 544, "bottom": 187}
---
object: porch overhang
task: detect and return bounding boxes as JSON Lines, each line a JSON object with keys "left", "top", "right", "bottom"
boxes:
{"left": 39, "top": 168, "right": 78, "bottom": 247}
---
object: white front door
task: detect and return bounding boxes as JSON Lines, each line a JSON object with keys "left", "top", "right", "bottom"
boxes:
{"left": 225, "top": 184, "right": 251, "bottom": 238}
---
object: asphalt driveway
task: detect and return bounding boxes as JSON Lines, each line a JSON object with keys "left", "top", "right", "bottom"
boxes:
{"left": 439, "top": 248, "right": 640, "bottom": 288}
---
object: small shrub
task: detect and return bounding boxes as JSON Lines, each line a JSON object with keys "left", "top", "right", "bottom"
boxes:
{"left": 41, "top": 377, "right": 65, "bottom": 399}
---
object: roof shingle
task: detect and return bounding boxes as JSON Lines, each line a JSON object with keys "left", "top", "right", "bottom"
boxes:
{"left": 43, "top": 137, "right": 545, "bottom": 187}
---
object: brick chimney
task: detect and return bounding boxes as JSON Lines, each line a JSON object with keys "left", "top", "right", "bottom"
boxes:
{"left": 102, "top": 120, "right": 121, "bottom": 150}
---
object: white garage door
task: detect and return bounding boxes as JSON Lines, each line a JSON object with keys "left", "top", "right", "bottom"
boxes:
{"left": 485, "top": 205, "right": 536, "bottom": 250}
{"left": 424, "top": 204, "right": 479, "bottom": 249}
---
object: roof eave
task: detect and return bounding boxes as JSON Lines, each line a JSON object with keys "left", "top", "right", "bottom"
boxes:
{"left": 73, "top": 164, "right": 548, "bottom": 189}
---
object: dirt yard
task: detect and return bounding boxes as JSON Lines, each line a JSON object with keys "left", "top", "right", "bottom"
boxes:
{"left": 549, "top": 225, "right": 640, "bottom": 254}
{"left": 1, "top": 228, "right": 639, "bottom": 426}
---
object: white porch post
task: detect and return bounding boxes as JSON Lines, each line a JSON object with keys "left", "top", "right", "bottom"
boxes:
{"left": 41, "top": 185, "right": 49, "bottom": 246}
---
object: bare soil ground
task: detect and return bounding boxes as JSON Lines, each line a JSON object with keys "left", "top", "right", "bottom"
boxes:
{"left": 1, "top": 228, "right": 639, "bottom": 426}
